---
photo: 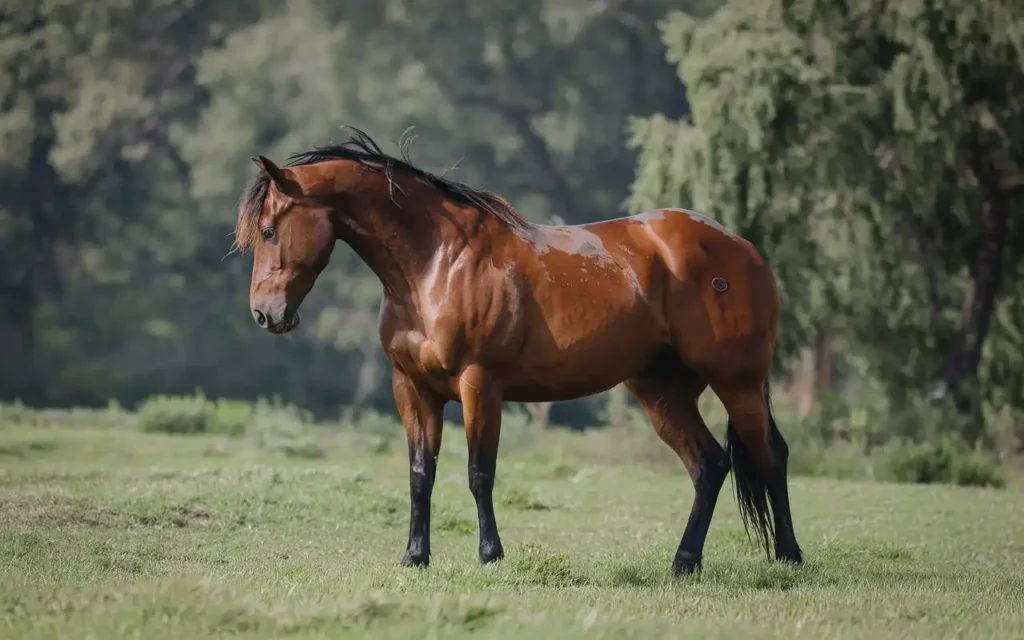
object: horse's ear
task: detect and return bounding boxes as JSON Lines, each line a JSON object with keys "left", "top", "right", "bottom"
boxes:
{"left": 251, "top": 155, "right": 301, "bottom": 197}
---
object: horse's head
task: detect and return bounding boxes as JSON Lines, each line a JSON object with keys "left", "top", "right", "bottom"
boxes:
{"left": 238, "top": 128, "right": 532, "bottom": 335}
{"left": 240, "top": 155, "right": 337, "bottom": 334}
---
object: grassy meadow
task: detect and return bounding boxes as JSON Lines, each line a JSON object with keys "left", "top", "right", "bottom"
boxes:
{"left": 1, "top": 402, "right": 1023, "bottom": 639}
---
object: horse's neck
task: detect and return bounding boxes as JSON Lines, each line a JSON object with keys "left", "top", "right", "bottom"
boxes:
{"left": 333, "top": 194, "right": 479, "bottom": 300}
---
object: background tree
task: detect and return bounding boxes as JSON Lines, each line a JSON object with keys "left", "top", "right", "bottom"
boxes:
{"left": 0, "top": 0, "right": 712, "bottom": 426}
{"left": 627, "top": 0, "right": 1024, "bottom": 444}
{"left": 4, "top": 0, "right": 1021, "bottom": 450}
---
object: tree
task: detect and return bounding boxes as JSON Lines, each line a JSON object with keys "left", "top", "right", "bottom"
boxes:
{"left": 0, "top": 0, "right": 257, "bottom": 403}
{"left": 1, "top": 0, "right": 718, "bottom": 424}
{"left": 174, "top": 0, "right": 710, "bottom": 422}
{"left": 627, "top": 0, "right": 1024, "bottom": 442}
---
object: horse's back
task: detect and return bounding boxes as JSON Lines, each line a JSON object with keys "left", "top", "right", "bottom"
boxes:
{"left": 521, "top": 207, "right": 777, "bottom": 343}
{"left": 590, "top": 208, "right": 761, "bottom": 263}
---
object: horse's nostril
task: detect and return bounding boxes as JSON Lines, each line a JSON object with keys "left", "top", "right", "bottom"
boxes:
{"left": 253, "top": 309, "right": 267, "bottom": 327}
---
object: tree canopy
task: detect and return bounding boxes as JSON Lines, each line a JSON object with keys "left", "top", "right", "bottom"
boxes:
{"left": 0, "top": 0, "right": 704, "bottom": 426}
{"left": 2, "top": 0, "right": 1022, "bottom": 448}
{"left": 628, "top": 0, "right": 1024, "bottom": 442}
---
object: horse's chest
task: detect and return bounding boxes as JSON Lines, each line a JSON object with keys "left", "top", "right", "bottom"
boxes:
{"left": 393, "top": 329, "right": 456, "bottom": 376}
{"left": 379, "top": 306, "right": 463, "bottom": 385}
{"left": 377, "top": 272, "right": 518, "bottom": 387}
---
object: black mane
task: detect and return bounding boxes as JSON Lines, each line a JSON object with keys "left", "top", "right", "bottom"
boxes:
{"left": 234, "top": 126, "right": 530, "bottom": 251}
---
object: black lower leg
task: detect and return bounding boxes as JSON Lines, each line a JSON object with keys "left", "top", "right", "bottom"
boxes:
{"left": 468, "top": 448, "right": 503, "bottom": 564}
{"left": 766, "top": 419, "right": 802, "bottom": 564}
{"left": 402, "top": 442, "right": 436, "bottom": 567}
{"left": 673, "top": 446, "right": 731, "bottom": 575}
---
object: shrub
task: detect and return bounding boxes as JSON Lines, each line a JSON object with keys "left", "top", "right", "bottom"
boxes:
{"left": 0, "top": 401, "right": 135, "bottom": 430}
{"left": 787, "top": 438, "right": 874, "bottom": 481}
{"left": 345, "top": 408, "right": 402, "bottom": 454}
{"left": 498, "top": 408, "right": 536, "bottom": 451}
{"left": 209, "top": 399, "right": 255, "bottom": 436}
{"left": 137, "top": 394, "right": 213, "bottom": 435}
{"left": 136, "top": 393, "right": 306, "bottom": 437}
{"left": 0, "top": 401, "right": 40, "bottom": 427}
{"left": 247, "top": 399, "right": 315, "bottom": 447}
{"left": 880, "top": 435, "right": 1005, "bottom": 489}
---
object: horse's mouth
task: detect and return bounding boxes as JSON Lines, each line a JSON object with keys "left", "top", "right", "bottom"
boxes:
{"left": 268, "top": 312, "right": 301, "bottom": 335}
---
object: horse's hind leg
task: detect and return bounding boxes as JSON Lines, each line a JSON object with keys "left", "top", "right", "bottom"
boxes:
{"left": 625, "top": 357, "right": 731, "bottom": 575}
{"left": 712, "top": 381, "right": 802, "bottom": 564}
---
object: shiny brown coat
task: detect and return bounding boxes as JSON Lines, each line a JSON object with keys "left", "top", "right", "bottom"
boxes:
{"left": 237, "top": 129, "right": 802, "bottom": 574}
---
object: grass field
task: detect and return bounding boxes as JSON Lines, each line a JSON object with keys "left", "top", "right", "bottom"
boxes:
{"left": 2, "top": 419, "right": 1023, "bottom": 639}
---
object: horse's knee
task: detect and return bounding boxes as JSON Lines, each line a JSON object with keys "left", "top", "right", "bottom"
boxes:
{"left": 468, "top": 465, "right": 494, "bottom": 498}
{"left": 696, "top": 445, "right": 731, "bottom": 493}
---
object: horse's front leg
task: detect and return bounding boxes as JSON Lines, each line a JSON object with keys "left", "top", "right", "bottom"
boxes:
{"left": 392, "top": 368, "right": 446, "bottom": 568}
{"left": 459, "top": 365, "right": 505, "bottom": 564}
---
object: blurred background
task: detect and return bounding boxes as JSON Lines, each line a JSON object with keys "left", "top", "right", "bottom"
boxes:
{"left": 1, "top": 0, "right": 1022, "bottom": 487}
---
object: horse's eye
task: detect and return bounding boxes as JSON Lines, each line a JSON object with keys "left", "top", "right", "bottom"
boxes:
{"left": 262, "top": 227, "right": 276, "bottom": 241}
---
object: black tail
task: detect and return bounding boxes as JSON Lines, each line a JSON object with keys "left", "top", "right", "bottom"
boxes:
{"left": 724, "top": 377, "right": 779, "bottom": 560}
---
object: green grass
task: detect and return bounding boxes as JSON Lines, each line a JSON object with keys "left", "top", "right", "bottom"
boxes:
{"left": 1, "top": 422, "right": 1023, "bottom": 639}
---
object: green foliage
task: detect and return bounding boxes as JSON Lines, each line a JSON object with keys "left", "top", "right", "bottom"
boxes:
{"left": 2, "top": 0, "right": 1022, "bottom": 466}
{"left": 0, "top": 401, "right": 134, "bottom": 430}
{"left": 786, "top": 438, "right": 874, "bottom": 481}
{"left": 137, "top": 393, "right": 310, "bottom": 437}
{"left": 0, "top": 0, "right": 710, "bottom": 427}
{"left": 345, "top": 408, "right": 405, "bottom": 455}
{"left": 137, "top": 395, "right": 213, "bottom": 435}
{"left": 5, "top": 394, "right": 1021, "bottom": 491}
{"left": 629, "top": 0, "right": 1024, "bottom": 439}
{"left": 880, "top": 436, "right": 1006, "bottom": 489}
{"left": 496, "top": 408, "right": 537, "bottom": 451}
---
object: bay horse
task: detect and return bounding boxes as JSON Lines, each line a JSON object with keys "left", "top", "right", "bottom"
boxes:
{"left": 236, "top": 127, "right": 802, "bottom": 575}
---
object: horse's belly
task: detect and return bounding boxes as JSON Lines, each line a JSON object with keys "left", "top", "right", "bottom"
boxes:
{"left": 501, "top": 365, "right": 645, "bottom": 403}
{"left": 499, "top": 302, "right": 662, "bottom": 402}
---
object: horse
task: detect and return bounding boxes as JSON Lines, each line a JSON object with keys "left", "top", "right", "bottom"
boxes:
{"left": 235, "top": 126, "right": 803, "bottom": 575}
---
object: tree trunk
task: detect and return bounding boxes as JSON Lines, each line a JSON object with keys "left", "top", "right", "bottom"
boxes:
{"left": 0, "top": 275, "right": 38, "bottom": 402}
{"left": 791, "top": 347, "right": 816, "bottom": 420}
{"left": 525, "top": 401, "right": 553, "bottom": 430}
{"left": 500, "top": 106, "right": 582, "bottom": 223}
{"left": 813, "top": 330, "right": 833, "bottom": 399}
{"left": 942, "top": 191, "right": 1010, "bottom": 445}
{"left": 790, "top": 329, "right": 833, "bottom": 420}
{"left": 0, "top": 103, "right": 64, "bottom": 405}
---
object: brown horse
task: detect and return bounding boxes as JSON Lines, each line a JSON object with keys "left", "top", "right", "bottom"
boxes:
{"left": 236, "top": 127, "right": 802, "bottom": 575}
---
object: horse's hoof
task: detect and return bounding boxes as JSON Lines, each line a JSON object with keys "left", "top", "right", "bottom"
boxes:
{"left": 775, "top": 545, "right": 803, "bottom": 565}
{"left": 401, "top": 550, "right": 430, "bottom": 568}
{"left": 479, "top": 541, "right": 504, "bottom": 565}
{"left": 672, "top": 550, "right": 702, "bottom": 576}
